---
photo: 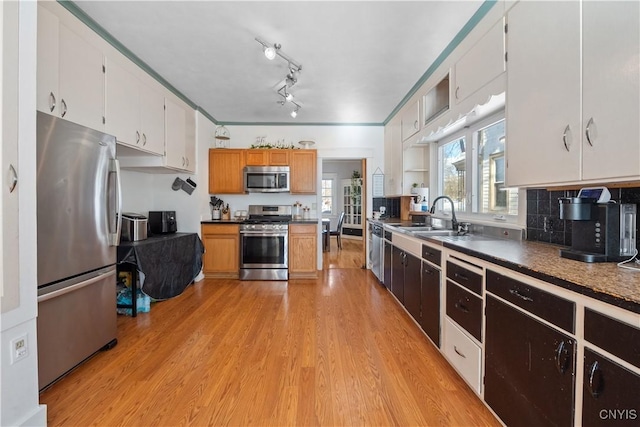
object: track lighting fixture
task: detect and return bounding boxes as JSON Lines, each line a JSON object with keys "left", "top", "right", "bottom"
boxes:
{"left": 263, "top": 43, "right": 280, "bottom": 60}
{"left": 255, "top": 36, "right": 305, "bottom": 118}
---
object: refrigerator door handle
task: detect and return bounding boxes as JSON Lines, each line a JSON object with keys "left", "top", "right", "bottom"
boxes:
{"left": 109, "top": 158, "right": 122, "bottom": 246}
{"left": 38, "top": 269, "right": 117, "bottom": 303}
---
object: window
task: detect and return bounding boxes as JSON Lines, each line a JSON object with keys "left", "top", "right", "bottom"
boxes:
{"left": 436, "top": 114, "right": 518, "bottom": 220}
{"left": 321, "top": 178, "right": 334, "bottom": 214}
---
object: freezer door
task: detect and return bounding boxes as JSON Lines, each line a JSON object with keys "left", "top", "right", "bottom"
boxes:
{"left": 36, "top": 112, "right": 117, "bottom": 286}
{"left": 37, "top": 267, "right": 117, "bottom": 390}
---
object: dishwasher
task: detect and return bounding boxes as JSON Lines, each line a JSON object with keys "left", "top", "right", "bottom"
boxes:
{"left": 371, "top": 222, "right": 383, "bottom": 282}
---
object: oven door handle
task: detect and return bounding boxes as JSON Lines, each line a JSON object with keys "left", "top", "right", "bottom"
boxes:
{"left": 240, "top": 231, "right": 289, "bottom": 237}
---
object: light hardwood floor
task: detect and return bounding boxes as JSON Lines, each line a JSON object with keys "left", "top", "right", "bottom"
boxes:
{"left": 40, "top": 268, "right": 499, "bottom": 426}
{"left": 323, "top": 237, "right": 365, "bottom": 269}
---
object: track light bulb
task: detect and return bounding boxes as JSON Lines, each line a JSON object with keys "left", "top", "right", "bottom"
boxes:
{"left": 291, "top": 109, "right": 298, "bottom": 118}
{"left": 285, "top": 92, "right": 293, "bottom": 102}
{"left": 264, "top": 46, "right": 276, "bottom": 60}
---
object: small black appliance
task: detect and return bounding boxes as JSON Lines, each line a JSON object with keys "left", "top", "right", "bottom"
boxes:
{"left": 148, "top": 211, "right": 177, "bottom": 234}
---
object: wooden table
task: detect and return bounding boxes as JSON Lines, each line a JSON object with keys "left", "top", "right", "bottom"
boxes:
{"left": 322, "top": 218, "right": 331, "bottom": 252}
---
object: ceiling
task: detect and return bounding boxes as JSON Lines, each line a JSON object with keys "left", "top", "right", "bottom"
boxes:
{"left": 72, "top": 1, "right": 486, "bottom": 125}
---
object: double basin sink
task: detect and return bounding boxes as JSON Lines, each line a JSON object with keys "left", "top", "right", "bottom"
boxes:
{"left": 384, "top": 223, "right": 508, "bottom": 243}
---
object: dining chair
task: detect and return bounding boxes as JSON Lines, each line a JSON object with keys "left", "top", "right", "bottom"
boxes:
{"left": 324, "top": 211, "right": 346, "bottom": 250}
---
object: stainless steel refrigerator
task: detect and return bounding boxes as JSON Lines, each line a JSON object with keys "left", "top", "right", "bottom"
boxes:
{"left": 36, "top": 111, "right": 122, "bottom": 390}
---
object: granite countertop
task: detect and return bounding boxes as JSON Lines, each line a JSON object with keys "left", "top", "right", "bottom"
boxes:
{"left": 383, "top": 224, "right": 640, "bottom": 314}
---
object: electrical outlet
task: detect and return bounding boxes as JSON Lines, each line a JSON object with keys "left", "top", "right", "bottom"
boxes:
{"left": 10, "top": 334, "right": 28, "bottom": 364}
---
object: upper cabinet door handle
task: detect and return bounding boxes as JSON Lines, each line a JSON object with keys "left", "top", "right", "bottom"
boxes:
{"left": 8, "top": 164, "right": 17, "bottom": 193}
{"left": 562, "top": 125, "right": 571, "bottom": 152}
{"left": 136, "top": 131, "right": 140, "bottom": 144}
{"left": 142, "top": 133, "right": 147, "bottom": 146}
{"left": 585, "top": 117, "right": 595, "bottom": 146}
{"left": 49, "top": 92, "right": 56, "bottom": 113}
{"left": 455, "top": 86, "right": 460, "bottom": 100}
{"left": 60, "top": 99, "right": 67, "bottom": 117}
{"left": 414, "top": 120, "right": 419, "bottom": 130}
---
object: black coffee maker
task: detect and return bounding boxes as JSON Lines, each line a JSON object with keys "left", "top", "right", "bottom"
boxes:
{"left": 559, "top": 187, "right": 636, "bottom": 262}
{"left": 148, "top": 211, "right": 177, "bottom": 234}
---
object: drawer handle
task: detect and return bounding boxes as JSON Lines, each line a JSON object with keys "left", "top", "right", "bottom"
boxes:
{"left": 509, "top": 289, "right": 533, "bottom": 302}
{"left": 454, "top": 272, "right": 468, "bottom": 281}
{"left": 454, "top": 301, "right": 470, "bottom": 313}
{"left": 454, "top": 346, "right": 466, "bottom": 358}
{"left": 588, "top": 360, "right": 602, "bottom": 398}
{"left": 555, "top": 340, "right": 571, "bottom": 375}
{"left": 423, "top": 268, "right": 434, "bottom": 275}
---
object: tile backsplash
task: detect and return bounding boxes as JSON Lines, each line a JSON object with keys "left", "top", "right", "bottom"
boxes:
{"left": 373, "top": 197, "right": 401, "bottom": 219}
{"left": 526, "top": 187, "right": 640, "bottom": 247}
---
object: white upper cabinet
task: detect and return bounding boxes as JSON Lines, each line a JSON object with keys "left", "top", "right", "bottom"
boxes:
{"left": 581, "top": 1, "right": 640, "bottom": 181}
{"left": 384, "top": 117, "right": 403, "bottom": 196}
{"left": 37, "top": 5, "right": 104, "bottom": 131}
{"left": 505, "top": 1, "right": 581, "bottom": 186}
{"left": 164, "top": 97, "right": 195, "bottom": 173}
{"left": 401, "top": 99, "right": 421, "bottom": 142}
{"left": 139, "top": 81, "right": 165, "bottom": 156}
{"left": 506, "top": 0, "right": 640, "bottom": 187}
{"left": 454, "top": 18, "right": 505, "bottom": 105}
{"left": 105, "top": 58, "right": 164, "bottom": 156}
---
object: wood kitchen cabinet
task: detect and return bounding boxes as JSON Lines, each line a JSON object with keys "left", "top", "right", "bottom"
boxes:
{"left": 37, "top": 4, "right": 104, "bottom": 132}
{"left": 288, "top": 224, "right": 318, "bottom": 279}
{"left": 290, "top": 150, "right": 317, "bottom": 194}
{"left": 201, "top": 224, "right": 239, "bottom": 278}
{"left": 506, "top": 0, "right": 640, "bottom": 186}
{"left": 208, "top": 149, "right": 246, "bottom": 194}
{"left": 245, "top": 149, "right": 289, "bottom": 166}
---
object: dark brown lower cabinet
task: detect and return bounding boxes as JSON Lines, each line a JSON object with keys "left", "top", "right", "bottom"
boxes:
{"left": 583, "top": 348, "right": 640, "bottom": 426}
{"left": 420, "top": 261, "right": 440, "bottom": 347}
{"left": 391, "top": 246, "right": 404, "bottom": 304}
{"left": 383, "top": 240, "right": 392, "bottom": 290}
{"left": 485, "top": 295, "right": 575, "bottom": 427}
{"left": 402, "top": 251, "right": 421, "bottom": 323}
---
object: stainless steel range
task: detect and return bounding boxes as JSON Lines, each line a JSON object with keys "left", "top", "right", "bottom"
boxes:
{"left": 240, "top": 205, "right": 292, "bottom": 281}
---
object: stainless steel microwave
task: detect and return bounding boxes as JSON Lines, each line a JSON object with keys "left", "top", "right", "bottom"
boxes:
{"left": 244, "top": 166, "right": 290, "bottom": 193}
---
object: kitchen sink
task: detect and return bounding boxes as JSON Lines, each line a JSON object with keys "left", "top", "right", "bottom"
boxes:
{"left": 413, "top": 229, "right": 458, "bottom": 237}
{"left": 397, "top": 226, "right": 435, "bottom": 232}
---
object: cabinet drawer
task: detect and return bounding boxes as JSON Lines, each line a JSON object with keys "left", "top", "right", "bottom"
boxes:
{"left": 446, "top": 281, "right": 483, "bottom": 342}
{"left": 443, "top": 317, "right": 482, "bottom": 394}
{"left": 446, "top": 261, "right": 482, "bottom": 296}
{"left": 486, "top": 270, "right": 575, "bottom": 333}
{"left": 585, "top": 308, "right": 640, "bottom": 369}
{"left": 422, "top": 244, "right": 441, "bottom": 266}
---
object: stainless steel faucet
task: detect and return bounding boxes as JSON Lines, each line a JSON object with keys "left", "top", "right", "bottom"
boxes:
{"left": 429, "top": 196, "right": 458, "bottom": 231}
